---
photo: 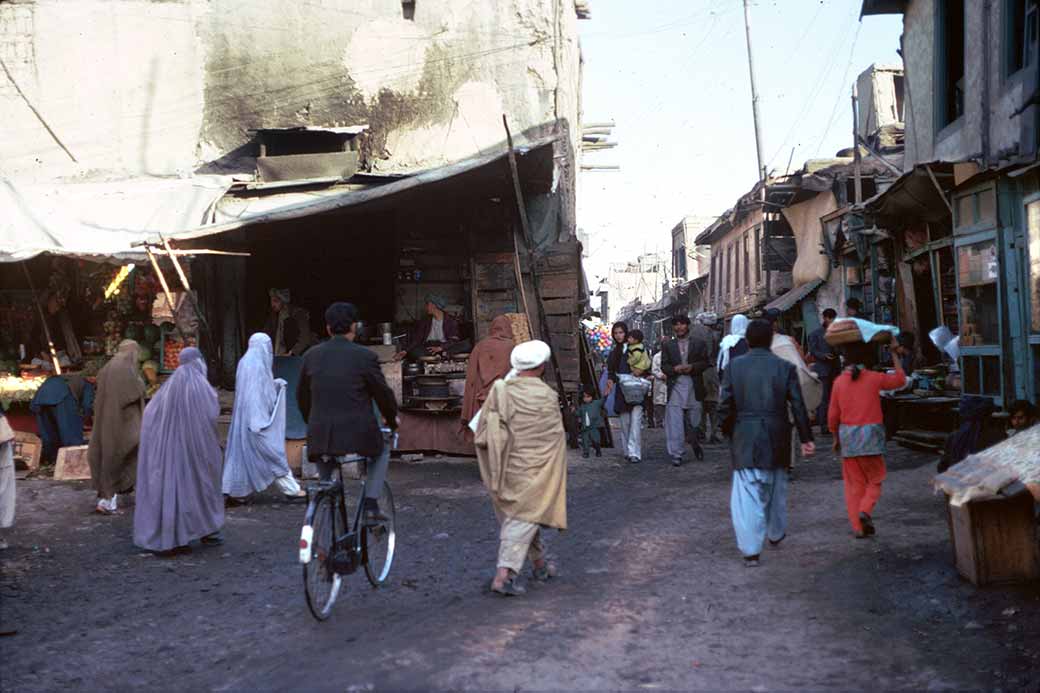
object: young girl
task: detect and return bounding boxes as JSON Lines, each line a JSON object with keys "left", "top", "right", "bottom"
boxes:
{"left": 828, "top": 336, "right": 906, "bottom": 538}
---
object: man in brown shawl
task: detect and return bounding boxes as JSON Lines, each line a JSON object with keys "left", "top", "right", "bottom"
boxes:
{"left": 460, "top": 315, "right": 514, "bottom": 431}
{"left": 87, "top": 339, "right": 146, "bottom": 514}
{"left": 475, "top": 339, "right": 567, "bottom": 596}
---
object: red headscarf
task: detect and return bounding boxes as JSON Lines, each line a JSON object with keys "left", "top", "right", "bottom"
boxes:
{"left": 461, "top": 315, "right": 515, "bottom": 424}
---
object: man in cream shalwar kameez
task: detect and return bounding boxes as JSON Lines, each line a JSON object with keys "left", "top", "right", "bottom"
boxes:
{"left": 475, "top": 340, "right": 567, "bottom": 596}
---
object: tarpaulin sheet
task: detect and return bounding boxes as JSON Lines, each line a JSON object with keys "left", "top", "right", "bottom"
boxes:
{"left": 1, "top": 176, "right": 231, "bottom": 263}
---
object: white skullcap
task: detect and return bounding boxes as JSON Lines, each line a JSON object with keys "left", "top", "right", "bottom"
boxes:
{"left": 510, "top": 340, "right": 551, "bottom": 372}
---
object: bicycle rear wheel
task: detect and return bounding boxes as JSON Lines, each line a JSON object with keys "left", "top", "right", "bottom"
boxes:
{"left": 302, "top": 492, "right": 342, "bottom": 621}
{"left": 363, "top": 481, "right": 396, "bottom": 587}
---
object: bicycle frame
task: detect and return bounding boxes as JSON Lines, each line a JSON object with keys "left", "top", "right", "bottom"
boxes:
{"left": 299, "top": 467, "right": 369, "bottom": 575}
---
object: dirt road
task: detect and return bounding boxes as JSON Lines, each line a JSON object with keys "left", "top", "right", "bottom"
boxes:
{"left": 1, "top": 427, "right": 1038, "bottom": 690}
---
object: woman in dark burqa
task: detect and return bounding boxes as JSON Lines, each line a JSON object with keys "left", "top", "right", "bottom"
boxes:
{"left": 88, "top": 340, "right": 145, "bottom": 515}
{"left": 133, "top": 347, "right": 225, "bottom": 555}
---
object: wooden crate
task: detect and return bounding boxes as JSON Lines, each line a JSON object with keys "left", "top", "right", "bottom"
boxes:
{"left": 12, "top": 431, "right": 42, "bottom": 473}
{"left": 285, "top": 439, "right": 306, "bottom": 475}
{"left": 54, "top": 445, "right": 91, "bottom": 480}
{"left": 946, "top": 488, "right": 1040, "bottom": 586}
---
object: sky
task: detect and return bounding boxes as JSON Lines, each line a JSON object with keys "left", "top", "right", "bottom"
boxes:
{"left": 576, "top": 0, "right": 904, "bottom": 283}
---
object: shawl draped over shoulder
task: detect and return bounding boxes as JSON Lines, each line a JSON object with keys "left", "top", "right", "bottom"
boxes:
{"left": 461, "top": 315, "right": 514, "bottom": 425}
{"left": 88, "top": 340, "right": 146, "bottom": 498}
{"left": 475, "top": 377, "right": 567, "bottom": 529}
{"left": 222, "top": 333, "right": 291, "bottom": 497}
{"left": 133, "top": 348, "right": 224, "bottom": 551}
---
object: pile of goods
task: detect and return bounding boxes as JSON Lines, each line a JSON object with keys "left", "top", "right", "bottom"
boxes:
{"left": 581, "top": 320, "right": 614, "bottom": 359}
{"left": 0, "top": 373, "right": 48, "bottom": 407}
{"left": 824, "top": 318, "right": 900, "bottom": 346}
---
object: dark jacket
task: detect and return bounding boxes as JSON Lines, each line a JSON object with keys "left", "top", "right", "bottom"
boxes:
{"left": 807, "top": 326, "right": 839, "bottom": 378}
{"left": 297, "top": 337, "right": 398, "bottom": 459}
{"left": 578, "top": 399, "right": 606, "bottom": 432}
{"left": 606, "top": 342, "right": 632, "bottom": 415}
{"left": 718, "top": 348, "right": 813, "bottom": 470}
{"left": 660, "top": 334, "right": 711, "bottom": 402}
{"left": 263, "top": 305, "right": 313, "bottom": 356}
{"left": 405, "top": 315, "right": 461, "bottom": 352}
{"left": 30, "top": 375, "right": 88, "bottom": 462}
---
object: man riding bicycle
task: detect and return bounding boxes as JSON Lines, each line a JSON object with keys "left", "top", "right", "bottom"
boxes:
{"left": 297, "top": 302, "right": 398, "bottom": 526}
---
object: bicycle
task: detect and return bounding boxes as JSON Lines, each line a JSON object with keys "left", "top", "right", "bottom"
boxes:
{"left": 299, "top": 429, "right": 397, "bottom": 621}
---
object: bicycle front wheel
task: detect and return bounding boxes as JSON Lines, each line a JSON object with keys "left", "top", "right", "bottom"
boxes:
{"left": 363, "top": 481, "right": 396, "bottom": 587}
{"left": 302, "top": 492, "right": 342, "bottom": 621}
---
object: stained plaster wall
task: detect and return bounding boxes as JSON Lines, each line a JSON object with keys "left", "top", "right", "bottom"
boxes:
{"left": 0, "top": 0, "right": 581, "bottom": 229}
{"left": 900, "top": 0, "right": 1028, "bottom": 169}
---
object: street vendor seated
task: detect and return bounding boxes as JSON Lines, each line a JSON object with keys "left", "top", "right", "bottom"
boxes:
{"left": 395, "top": 294, "right": 465, "bottom": 361}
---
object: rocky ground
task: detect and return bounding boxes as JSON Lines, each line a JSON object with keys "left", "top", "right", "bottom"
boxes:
{"left": 1, "top": 425, "right": 1038, "bottom": 691}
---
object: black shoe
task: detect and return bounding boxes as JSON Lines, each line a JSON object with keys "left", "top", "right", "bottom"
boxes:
{"left": 364, "top": 500, "right": 389, "bottom": 526}
{"left": 693, "top": 444, "right": 704, "bottom": 461}
{"left": 594, "top": 450, "right": 602, "bottom": 458}
{"left": 671, "top": 458, "right": 682, "bottom": 467}
{"left": 859, "top": 512, "right": 875, "bottom": 536}
{"left": 768, "top": 534, "right": 786, "bottom": 548}
{"left": 582, "top": 452, "right": 589, "bottom": 459}
{"left": 743, "top": 555, "right": 760, "bottom": 568}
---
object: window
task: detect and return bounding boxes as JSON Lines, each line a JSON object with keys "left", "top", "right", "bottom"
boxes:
{"left": 957, "top": 241, "right": 1000, "bottom": 345}
{"left": 893, "top": 74, "right": 906, "bottom": 122}
{"left": 754, "top": 226, "right": 762, "bottom": 277}
{"left": 727, "top": 245, "right": 734, "bottom": 301}
{"left": 743, "top": 232, "right": 750, "bottom": 293}
{"left": 1006, "top": 0, "right": 1039, "bottom": 76}
{"left": 735, "top": 241, "right": 742, "bottom": 296}
{"left": 954, "top": 188, "right": 998, "bottom": 230}
{"left": 1028, "top": 200, "right": 1040, "bottom": 332}
{"left": 937, "top": 0, "right": 966, "bottom": 128}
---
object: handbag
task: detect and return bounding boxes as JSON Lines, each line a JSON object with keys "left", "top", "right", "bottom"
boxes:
{"left": 617, "top": 373, "right": 651, "bottom": 405}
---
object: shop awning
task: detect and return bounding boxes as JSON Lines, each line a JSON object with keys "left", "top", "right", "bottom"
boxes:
{"left": 1, "top": 132, "right": 557, "bottom": 261}
{"left": 763, "top": 277, "right": 825, "bottom": 313}
{"left": 0, "top": 176, "right": 232, "bottom": 263}
{"left": 163, "top": 134, "right": 558, "bottom": 245}
{"left": 860, "top": 162, "right": 956, "bottom": 225}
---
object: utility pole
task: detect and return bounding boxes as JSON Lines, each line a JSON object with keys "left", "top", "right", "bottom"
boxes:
{"left": 742, "top": 0, "right": 766, "bottom": 182}
{"left": 852, "top": 82, "right": 863, "bottom": 204}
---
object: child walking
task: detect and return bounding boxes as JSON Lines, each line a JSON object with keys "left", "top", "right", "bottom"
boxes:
{"left": 828, "top": 336, "right": 906, "bottom": 538}
{"left": 577, "top": 388, "right": 605, "bottom": 458}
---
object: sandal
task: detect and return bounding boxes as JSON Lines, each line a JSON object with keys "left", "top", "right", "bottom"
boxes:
{"left": 201, "top": 532, "right": 225, "bottom": 546}
{"left": 532, "top": 561, "right": 558, "bottom": 582}
{"left": 491, "top": 577, "right": 526, "bottom": 596}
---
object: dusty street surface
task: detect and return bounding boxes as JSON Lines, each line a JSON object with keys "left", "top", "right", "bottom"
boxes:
{"left": 2, "top": 426, "right": 1038, "bottom": 691}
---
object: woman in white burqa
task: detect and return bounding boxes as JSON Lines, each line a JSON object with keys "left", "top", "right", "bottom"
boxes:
{"left": 222, "top": 333, "right": 304, "bottom": 500}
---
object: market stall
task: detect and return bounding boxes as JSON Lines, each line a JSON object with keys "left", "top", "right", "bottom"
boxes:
{"left": 0, "top": 254, "right": 197, "bottom": 448}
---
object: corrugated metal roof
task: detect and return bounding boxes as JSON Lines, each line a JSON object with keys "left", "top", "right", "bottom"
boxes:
{"left": 763, "top": 277, "right": 824, "bottom": 313}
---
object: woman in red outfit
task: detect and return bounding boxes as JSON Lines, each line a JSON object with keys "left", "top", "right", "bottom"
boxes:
{"left": 828, "top": 336, "right": 906, "bottom": 538}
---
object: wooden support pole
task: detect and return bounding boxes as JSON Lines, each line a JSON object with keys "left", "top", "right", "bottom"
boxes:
{"left": 502, "top": 114, "right": 568, "bottom": 399}
{"left": 21, "top": 263, "right": 62, "bottom": 375}
{"left": 144, "top": 246, "right": 184, "bottom": 342}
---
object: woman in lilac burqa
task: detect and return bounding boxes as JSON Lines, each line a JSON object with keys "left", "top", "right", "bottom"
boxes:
{"left": 222, "top": 333, "right": 304, "bottom": 500}
{"left": 133, "top": 347, "right": 225, "bottom": 554}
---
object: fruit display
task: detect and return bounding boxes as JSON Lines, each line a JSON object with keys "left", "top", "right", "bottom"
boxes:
{"left": 0, "top": 373, "right": 48, "bottom": 407}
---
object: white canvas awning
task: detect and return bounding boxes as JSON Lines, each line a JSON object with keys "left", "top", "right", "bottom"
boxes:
{"left": 0, "top": 176, "right": 232, "bottom": 263}
{"left": 1, "top": 133, "right": 557, "bottom": 262}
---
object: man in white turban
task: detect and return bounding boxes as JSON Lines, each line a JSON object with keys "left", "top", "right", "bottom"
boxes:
{"left": 474, "top": 340, "right": 567, "bottom": 596}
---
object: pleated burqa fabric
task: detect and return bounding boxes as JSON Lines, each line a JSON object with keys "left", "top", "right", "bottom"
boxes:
{"left": 222, "top": 333, "right": 292, "bottom": 498}
{"left": 133, "top": 348, "right": 224, "bottom": 551}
